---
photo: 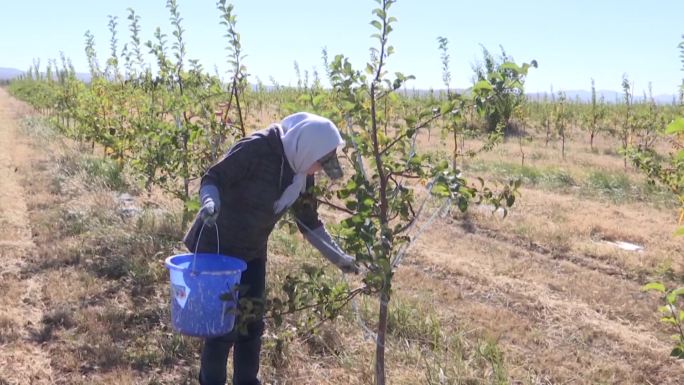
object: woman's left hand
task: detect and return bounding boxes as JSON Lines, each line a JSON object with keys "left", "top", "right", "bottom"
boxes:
{"left": 337, "top": 254, "right": 360, "bottom": 275}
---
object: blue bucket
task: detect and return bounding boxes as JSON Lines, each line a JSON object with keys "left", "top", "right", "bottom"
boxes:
{"left": 164, "top": 253, "right": 247, "bottom": 337}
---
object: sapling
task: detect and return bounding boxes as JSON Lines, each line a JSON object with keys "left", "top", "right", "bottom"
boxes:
{"left": 621, "top": 74, "right": 635, "bottom": 170}
{"left": 436, "top": 36, "right": 462, "bottom": 167}
{"left": 587, "top": 78, "right": 607, "bottom": 151}
{"left": 127, "top": 8, "right": 147, "bottom": 76}
{"left": 513, "top": 101, "right": 529, "bottom": 166}
{"left": 472, "top": 46, "right": 536, "bottom": 134}
{"left": 553, "top": 91, "right": 569, "bottom": 160}
{"left": 544, "top": 90, "right": 553, "bottom": 146}
{"left": 106, "top": 15, "right": 122, "bottom": 82}
{"left": 84, "top": 31, "right": 101, "bottom": 80}
{"left": 315, "top": 1, "right": 520, "bottom": 383}
{"left": 642, "top": 283, "right": 684, "bottom": 359}
{"left": 217, "top": 0, "right": 247, "bottom": 138}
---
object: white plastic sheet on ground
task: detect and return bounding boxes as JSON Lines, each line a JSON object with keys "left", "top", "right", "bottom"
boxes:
{"left": 600, "top": 240, "right": 644, "bottom": 252}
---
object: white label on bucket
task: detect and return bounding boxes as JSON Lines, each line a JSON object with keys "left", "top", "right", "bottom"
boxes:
{"left": 170, "top": 262, "right": 191, "bottom": 309}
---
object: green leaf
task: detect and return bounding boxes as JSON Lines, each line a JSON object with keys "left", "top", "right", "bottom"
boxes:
{"left": 186, "top": 197, "right": 200, "bottom": 213}
{"left": 457, "top": 196, "right": 468, "bottom": 212}
{"left": 675, "top": 226, "right": 684, "bottom": 236}
{"left": 506, "top": 194, "right": 515, "bottom": 207}
{"left": 499, "top": 62, "right": 521, "bottom": 73}
{"left": 312, "top": 94, "right": 327, "bottom": 106}
{"left": 641, "top": 282, "right": 666, "bottom": 293}
{"left": 345, "top": 179, "right": 358, "bottom": 191}
{"left": 377, "top": 258, "right": 391, "bottom": 274}
{"left": 680, "top": 310, "right": 684, "bottom": 321}
{"left": 671, "top": 346, "right": 684, "bottom": 359}
{"left": 433, "top": 159, "right": 448, "bottom": 172}
{"left": 440, "top": 101, "right": 454, "bottom": 115}
{"left": 666, "top": 117, "right": 684, "bottom": 134}
{"left": 666, "top": 289, "right": 682, "bottom": 305}
{"left": 514, "top": 179, "right": 522, "bottom": 189}
{"left": 370, "top": 20, "right": 382, "bottom": 30}
{"left": 472, "top": 80, "right": 493, "bottom": 92}
{"left": 431, "top": 183, "right": 450, "bottom": 198}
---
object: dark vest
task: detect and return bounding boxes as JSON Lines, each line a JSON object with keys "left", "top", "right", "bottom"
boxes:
{"left": 183, "top": 125, "right": 322, "bottom": 261}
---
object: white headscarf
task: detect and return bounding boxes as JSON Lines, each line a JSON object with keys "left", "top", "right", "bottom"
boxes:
{"left": 273, "top": 112, "right": 344, "bottom": 214}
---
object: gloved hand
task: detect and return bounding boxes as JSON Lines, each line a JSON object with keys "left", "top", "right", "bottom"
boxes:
{"left": 336, "top": 254, "right": 360, "bottom": 275}
{"left": 199, "top": 200, "right": 219, "bottom": 226}
{"left": 199, "top": 184, "right": 221, "bottom": 227}
{"left": 304, "top": 226, "right": 360, "bottom": 275}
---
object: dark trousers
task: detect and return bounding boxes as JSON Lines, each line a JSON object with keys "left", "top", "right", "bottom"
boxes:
{"left": 199, "top": 258, "right": 266, "bottom": 385}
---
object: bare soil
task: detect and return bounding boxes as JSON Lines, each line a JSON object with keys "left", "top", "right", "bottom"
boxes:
{"left": 0, "top": 87, "right": 54, "bottom": 384}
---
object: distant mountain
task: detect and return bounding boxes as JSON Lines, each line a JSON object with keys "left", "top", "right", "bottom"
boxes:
{"left": 74, "top": 72, "right": 91, "bottom": 82}
{"left": 0, "top": 67, "right": 24, "bottom": 81}
{"left": 527, "top": 89, "right": 678, "bottom": 105}
{"left": 1, "top": 66, "right": 677, "bottom": 104}
{"left": 400, "top": 87, "right": 677, "bottom": 104}
{"left": 0, "top": 67, "right": 92, "bottom": 83}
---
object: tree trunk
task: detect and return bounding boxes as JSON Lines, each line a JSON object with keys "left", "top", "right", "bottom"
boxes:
{"left": 181, "top": 118, "right": 191, "bottom": 229}
{"left": 545, "top": 121, "right": 550, "bottom": 146}
{"left": 452, "top": 129, "right": 458, "bottom": 169}
{"left": 461, "top": 132, "right": 466, "bottom": 156}
{"left": 561, "top": 132, "right": 566, "bottom": 160}
{"left": 182, "top": 177, "right": 191, "bottom": 228}
{"left": 234, "top": 86, "right": 246, "bottom": 138}
{"left": 375, "top": 290, "right": 390, "bottom": 385}
{"left": 622, "top": 135, "right": 628, "bottom": 170}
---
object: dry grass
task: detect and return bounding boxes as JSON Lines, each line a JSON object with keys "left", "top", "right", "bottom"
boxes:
{"left": 2, "top": 89, "right": 683, "bottom": 384}
{"left": 0, "top": 98, "right": 195, "bottom": 383}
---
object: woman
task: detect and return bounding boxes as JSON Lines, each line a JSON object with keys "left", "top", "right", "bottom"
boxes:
{"left": 183, "top": 112, "right": 358, "bottom": 385}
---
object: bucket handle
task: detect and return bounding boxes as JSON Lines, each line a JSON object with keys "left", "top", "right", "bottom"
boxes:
{"left": 194, "top": 223, "right": 240, "bottom": 322}
{"left": 192, "top": 222, "right": 220, "bottom": 275}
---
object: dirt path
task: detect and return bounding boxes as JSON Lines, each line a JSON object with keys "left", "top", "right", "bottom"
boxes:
{"left": 0, "top": 87, "right": 54, "bottom": 384}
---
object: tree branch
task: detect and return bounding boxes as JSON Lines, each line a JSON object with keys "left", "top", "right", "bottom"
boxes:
{"left": 316, "top": 198, "right": 356, "bottom": 215}
{"left": 263, "top": 285, "right": 369, "bottom": 322}
{"left": 378, "top": 112, "right": 443, "bottom": 157}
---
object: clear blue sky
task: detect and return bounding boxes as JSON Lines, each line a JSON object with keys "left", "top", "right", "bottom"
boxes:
{"left": 2, "top": 0, "right": 683, "bottom": 96}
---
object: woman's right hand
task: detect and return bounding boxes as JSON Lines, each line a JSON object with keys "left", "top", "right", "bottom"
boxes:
{"left": 199, "top": 200, "right": 219, "bottom": 226}
{"left": 199, "top": 184, "right": 221, "bottom": 226}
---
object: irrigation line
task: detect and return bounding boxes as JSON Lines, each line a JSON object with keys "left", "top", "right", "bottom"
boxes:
{"left": 293, "top": 216, "right": 382, "bottom": 345}
{"left": 349, "top": 289, "right": 379, "bottom": 343}
{"left": 391, "top": 198, "right": 451, "bottom": 269}
{"left": 293, "top": 195, "right": 451, "bottom": 347}
{"left": 345, "top": 115, "right": 369, "bottom": 182}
